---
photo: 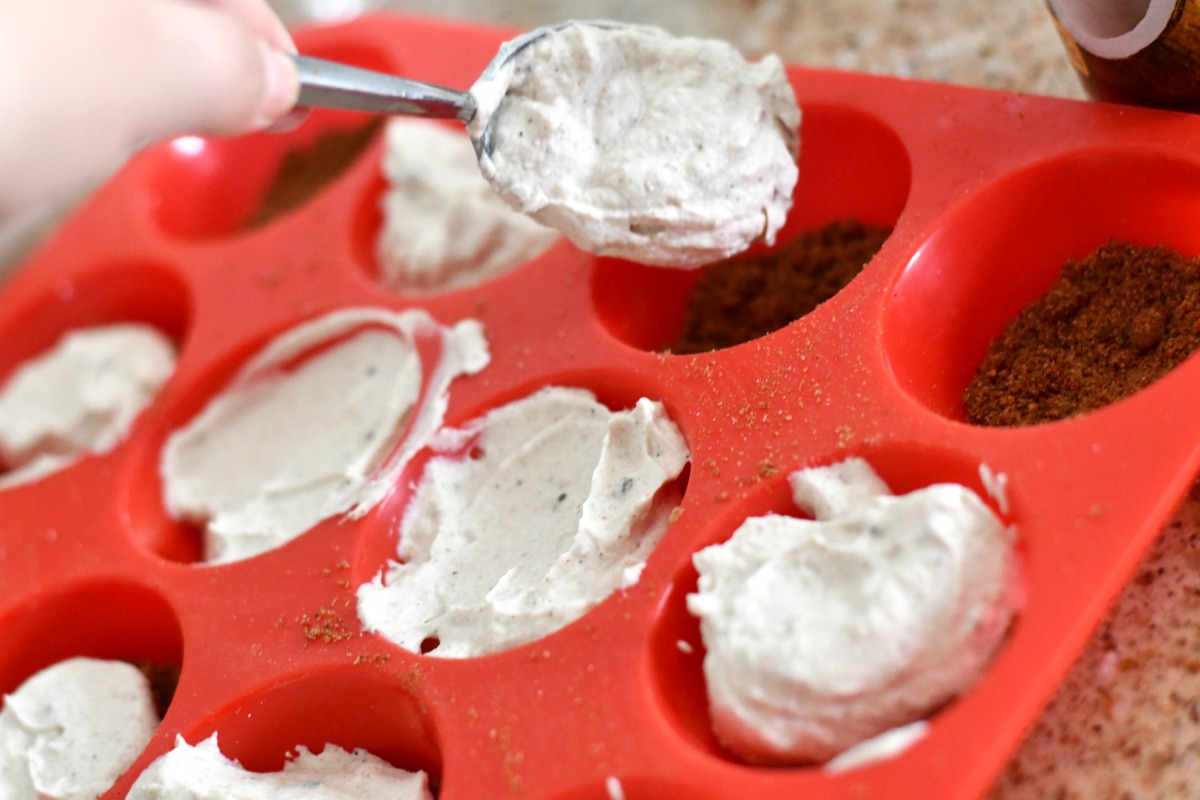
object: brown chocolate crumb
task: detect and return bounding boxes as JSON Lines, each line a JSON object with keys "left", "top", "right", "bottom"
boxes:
{"left": 965, "top": 240, "right": 1200, "bottom": 426}
{"left": 667, "top": 219, "right": 891, "bottom": 354}
{"left": 135, "top": 660, "right": 181, "bottom": 719}
{"left": 299, "top": 607, "right": 354, "bottom": 644}
{"left": 245, "top": 119, "right": 382, "bottom": 229}
{"left": 353, "top": 652, "right": 391, "bottom": 666}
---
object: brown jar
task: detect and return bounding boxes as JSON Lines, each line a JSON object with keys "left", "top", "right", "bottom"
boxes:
{"left": 1045, "top": 0, "right": 1200, "bottom": 110}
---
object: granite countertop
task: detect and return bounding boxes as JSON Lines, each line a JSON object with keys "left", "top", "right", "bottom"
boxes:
{"left": 266, "top": 1, "right": 1195, "bottom": 797}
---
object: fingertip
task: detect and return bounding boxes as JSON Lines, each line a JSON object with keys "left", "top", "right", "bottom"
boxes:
{"left": 253, "top": 45, "right": 301, "bottom": 130}
{"left": 211, "top": 0, "right": 297, "bottom": 54}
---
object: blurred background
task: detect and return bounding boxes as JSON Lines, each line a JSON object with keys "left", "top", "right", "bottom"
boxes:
{"left": 270, "top": 0, "right": 1083, "bottom": 98}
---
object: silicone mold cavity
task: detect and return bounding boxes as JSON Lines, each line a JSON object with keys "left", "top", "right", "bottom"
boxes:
{"left": 593, "top": 103, "right": 911, "bottom": 352}
{"left": 122, "top": 327, "right": 291, "bottom": 565}
{"left": 0, "top": 580, "right": 182, "bottom": 697}
{"left": 0, "top": 261, "right": 190, "bottom": 381}
{"left": 884, "top": 147, "right": 1200, "bottom": 421}
{"left": 353, "top": 371, "right": 692, "bottom": 657}
{"left": 128, "top": 308, "right": 469, "bottom": 566}
{"left": 179, "top": 667, "right": 441, "bottom": 781}
{"left": 147, "top": 42, "right": 395, "bottom": 240}
{"left": 648, "top": 443, "right": 1012, "bottom": 766}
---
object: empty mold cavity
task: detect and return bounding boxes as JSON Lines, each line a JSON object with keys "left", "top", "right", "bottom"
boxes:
{"left": 355, "top": 374, "right": 690, "bottom": 660}
{"left": 884, "top": 148, "right": 1200, "bottom": 422}
{"left": 127, "top": 308, "right": 478, "bottom": 565}
{"left": 148, "top": 43, "right": 392, "bottom": 238}
{"left": 0, "top": 580, "right": 183, "bottom": 707}
{"left": 593, "top": 103, "right": 910, "bottom": 352}
{"left": 354, "top": 118, "right": 562, "bottom": 296}
{"left": 0, "top": 263, "right": 189, "bottom": 486}
{"left": 648, "top": 444, "right": 1015, "bottom": 766}
{"left": 168, "top": 667, "right": 441, "bottom": 792}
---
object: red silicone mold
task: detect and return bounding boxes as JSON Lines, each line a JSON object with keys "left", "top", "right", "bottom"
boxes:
{"left": 2, "top": 12, "right": 1200, "bottom": 800}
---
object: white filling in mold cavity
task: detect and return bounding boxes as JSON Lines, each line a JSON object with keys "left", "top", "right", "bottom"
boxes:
{"left": 377, "top": 118, "right": 559, "bottom": 294}
{"left": 978, "top": 462, "right": 1010, "bottom": 516}
{"left": 0, "top": 657, "right": 159, "bottom": 800}
{"left": 358, "top": 386, "right": 689, "bottom": 658}
{"left": 0, "top": 324, "right": 175, "bottom": 487}
{"left": 822, "top": 720, "right": 930, "bottom": 774}
{"left": 468, "top": 22, "right": 801, "bottom": 268}
{"left": 126, "top": 734, "right": 433, "bottom": 799}
{"left": 161, "top": 308, "right": 489, "bottom": 564}
{"left": 687, "top": 457, "right": 1020, "bottom": 765}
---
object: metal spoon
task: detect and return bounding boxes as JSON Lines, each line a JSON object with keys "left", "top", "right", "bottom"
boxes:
{"left": 289, "top": 55, "right": 476, "bottom": 122}
{"left": 288, "top": 21, "right": 625, "bottom": 153}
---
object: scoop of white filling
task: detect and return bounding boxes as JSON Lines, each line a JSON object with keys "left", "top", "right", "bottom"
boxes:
{"left": 687, "top": 457, "right": 1020, "bottom": 764}
{"left": 468, "top": 23, "right": 800, "bottom": 268}
{"left": 0, "top": 324, "right": 175, "bottom": 486}
{"left": 161, "top": 309, "right": 488, "bottom": 564}
{"left": 377, "top": 118, "right": 558, "bottom": 293}
{"left": 0, "top": 657, "right": 158, "bottom": 800}
{"left": 127, "top": 735, "right": 432, "bottom": 800}
{"left": 358, "top": 386, "right": 689, "bottom": 658}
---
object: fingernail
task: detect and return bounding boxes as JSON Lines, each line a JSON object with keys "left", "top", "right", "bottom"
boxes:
{"left": 267, "top": 107, "right": 310, "bottom": 134}
{"left": 256, "top": 44, "right": 300, "bottom": 129}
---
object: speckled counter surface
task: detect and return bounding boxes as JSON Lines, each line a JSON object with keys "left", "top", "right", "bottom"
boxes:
{"left": 264, "top": 1, "right": 1200, "bottom": 797}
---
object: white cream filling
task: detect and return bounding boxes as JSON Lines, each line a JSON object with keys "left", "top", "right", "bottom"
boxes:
{"left": 468, "top": 22, "right": 800, "bottom": 268}
{"left": 358, "top": 386, "right": 689, "bottom": 658}
{"left": 161, "top": 308, "right": 488, "bottom": 564}
{"left": 0, "top": 657, "right": 158, "bottom": 800}
{"left": 687, "top": 457, "right": 1020, "bottom": 764}
{"left": 0, "top": 324, "right": 174, "bottom": 487}
{"left": 377, "top": 118, "right": 558, "bottom": 293}
{"left": 126, "top": 735, "right": 432, "bottom": 800}
{"left": 822, "top": 720, "right": 929, "bottom": 774}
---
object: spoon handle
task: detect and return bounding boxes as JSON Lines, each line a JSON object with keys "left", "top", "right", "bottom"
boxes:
{"left": 290, "top": 55, "right": 476, "bottom": 122}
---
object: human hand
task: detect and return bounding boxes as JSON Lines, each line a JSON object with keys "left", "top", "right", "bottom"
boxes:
{"left": 0, "top": 0, "right": 302, "bottom": 220}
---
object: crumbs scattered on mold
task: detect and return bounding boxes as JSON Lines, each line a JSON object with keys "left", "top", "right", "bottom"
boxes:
{"left": 320, "top": 559, "right": 351, "bottom": 576}
{"left": 298, "top": 603, "right": 354, "bottom": 645}
{"left": 837, "top": 425, "right": 855, "bottom": 447}
{"left": 352, "top": 652, "right": 390, "bottom": 667}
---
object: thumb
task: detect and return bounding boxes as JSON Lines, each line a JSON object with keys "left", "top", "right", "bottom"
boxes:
{"left": 0, "top": 0, "right": 300, "bottom": 216}
{"left": 122, "top": 0, "right": 301, "bottom": 139}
